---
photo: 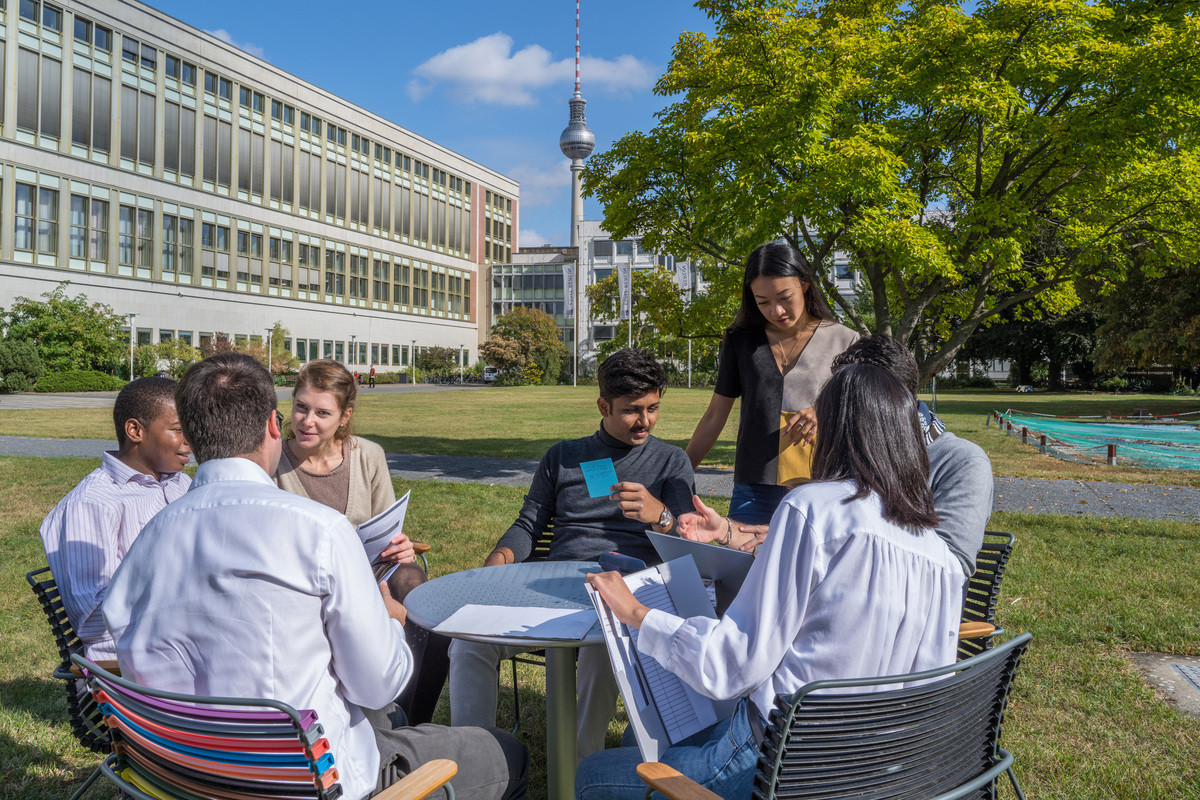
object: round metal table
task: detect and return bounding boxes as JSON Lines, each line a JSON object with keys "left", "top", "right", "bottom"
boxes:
{"left": 405, "top": 561, "right": 602, "bottom": 800}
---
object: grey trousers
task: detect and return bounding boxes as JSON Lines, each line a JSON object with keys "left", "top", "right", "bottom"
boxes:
{"left": 448, "top": 639, "right": 619, "bottom": 761}
{"left": 365, "top": 704, "right": 528, "bottom": 800}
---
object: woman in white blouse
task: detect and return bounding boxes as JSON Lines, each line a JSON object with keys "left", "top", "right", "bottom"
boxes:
{"left": 576, "top": 363, "right": 966, "bottom": 800}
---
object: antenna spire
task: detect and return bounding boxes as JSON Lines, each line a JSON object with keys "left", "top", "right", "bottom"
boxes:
{"left": 574, "top": 0, "right": 581, "bottom": 98}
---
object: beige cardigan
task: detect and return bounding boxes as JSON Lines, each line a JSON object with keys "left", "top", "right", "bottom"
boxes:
{"left": 274, "top": 435, "right": 395, "bottom": 526}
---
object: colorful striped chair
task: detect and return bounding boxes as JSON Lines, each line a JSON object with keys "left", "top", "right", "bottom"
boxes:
{"left": 71, "top": 654, "right": 457, "bottom": 800}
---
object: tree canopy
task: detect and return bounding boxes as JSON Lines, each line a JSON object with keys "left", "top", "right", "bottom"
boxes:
{"left": 583, "top": 0, "right": 1200, "bottom": 381}
{"left": 480, "top": 307, "right": 568, "bottom": 385}
{"left": 3, "top": 283, "right": 126, "bottom": 373}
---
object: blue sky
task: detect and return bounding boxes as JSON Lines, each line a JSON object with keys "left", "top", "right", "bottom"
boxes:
{"left": 148, "top": 0, "right": 715, "bottom": 248}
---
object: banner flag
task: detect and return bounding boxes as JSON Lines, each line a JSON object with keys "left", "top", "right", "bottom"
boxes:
{"left": 563, "top": 262, "right": 575, "bottom": 319}
{"left": 618, "top": 261, "right": 632, "bottom": 320}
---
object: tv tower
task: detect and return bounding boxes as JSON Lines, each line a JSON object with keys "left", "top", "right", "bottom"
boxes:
{"left": 558, "top": 0, "right": 595, "bottom": 247}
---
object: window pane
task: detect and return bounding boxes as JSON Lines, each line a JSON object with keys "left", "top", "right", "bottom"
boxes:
{"left": 282, "top": 143, "right": 294, "bottom": 203}
{"left": 238, "top": 128, "right": 250, "bottom": 191}
{"left": 72, "top": 68, "right": 91, "bottom": 147}
{"left": 92, "top": 75, "right": 111, "bottom": 152}
{"left": 166, "top": 104, "right": 182, "bottom": 173}
{"left": 203, "top": 116, "right": 217, "bottom": 181}
{"left": 217, "top": 120, "right": 232, "bottom": 186}
{"left": 39, "top": 55, "right": 61, "bottom": 138}
{"left": 251, "top": 133, "right": 264, "bottom": 195}
{"left": 90, "top": 199, "right": 108, "bottom": 259}
{"left": 17, "top": 48, "right": 38, "bottom": 133}
{"left": 269, "top": 139, "right": 281, "bottom": 200}
{"left": 95, "top": 26, "right": 112, "bottom": 52}
{"left": 120, "top": 85, "right": 137, "bottom": 159}
{"left": 69, "top": 195, "right": 87, "bottom": 257}
{"left": 38, "top": 188, "right": 59, "bottom": 254}
{"left": 138, "top": 92, "right": 155, "bottom": 164}
{"left": 180, "top": 107, "right": 196, "bottom": 176}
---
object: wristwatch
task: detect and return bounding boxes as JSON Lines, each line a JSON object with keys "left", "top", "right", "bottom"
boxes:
{"left": 656, "top": 507, "right": 674, "bottom": 531}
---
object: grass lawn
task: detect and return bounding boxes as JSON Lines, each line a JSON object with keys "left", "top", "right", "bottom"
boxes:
{"left": 3, "top": 456, "right": 1198, "bottom": 800}
{"left": 2, "top": 386, "right": 1199, "bottom": 486}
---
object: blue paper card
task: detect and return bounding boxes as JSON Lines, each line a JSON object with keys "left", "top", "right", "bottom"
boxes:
{"left": 580, "top": 458, "right": 619, "bottom": 498}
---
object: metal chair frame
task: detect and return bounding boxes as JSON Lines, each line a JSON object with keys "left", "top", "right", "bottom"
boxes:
{"left": 73, "top": 654, "right": 457, "bottom": 800}
{"left": 959, "top": 531, "right": 1016, "bottom": 661}
{"left": 639, "top": 632, "right": 1032, "bottom": 800}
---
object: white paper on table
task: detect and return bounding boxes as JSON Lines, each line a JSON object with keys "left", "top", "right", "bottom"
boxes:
{"left": 433, "top": 604, "right": 598, "bottom": 640}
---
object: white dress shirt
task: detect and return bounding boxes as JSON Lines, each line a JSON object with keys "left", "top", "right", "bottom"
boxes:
{"left": 639, "top": 480, "right": 965, "bottom": 723}
{"left": 39, "top": 451, "right": 190, "bottom": 660}
{"left": 102, "top": 457, "right": 411, "bottom": 800}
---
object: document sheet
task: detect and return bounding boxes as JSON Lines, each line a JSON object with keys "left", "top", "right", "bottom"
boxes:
{"left": 587, "top": 556, "right": 736, "bottom": 761}
{"left": 357, "top": 490, "right": 411, "bottom": 582}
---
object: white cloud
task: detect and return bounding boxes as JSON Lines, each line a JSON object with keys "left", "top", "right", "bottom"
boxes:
{"left": 518, "top": 228, "right": 555, "bottom": 247}
{"left": 507, "top": 161, "right": 572, "bottom": 208}
{"left": 205, "top": 29, "right": 266, "bottom": 60}
{"left": 409, "top": 33, "right": 655, "bottom": 106}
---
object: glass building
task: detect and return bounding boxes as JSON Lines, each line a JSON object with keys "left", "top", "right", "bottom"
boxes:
{"left": 0, "top": 0, "right": 517, "bottom": 370}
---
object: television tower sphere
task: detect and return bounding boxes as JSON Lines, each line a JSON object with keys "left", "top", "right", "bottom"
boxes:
{"left": 559, "top": 96, "right": 595, "bottom": 161}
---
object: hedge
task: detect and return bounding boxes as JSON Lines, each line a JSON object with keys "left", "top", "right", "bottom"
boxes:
{"left": 35, "top": 370, "right": 126, "bottom": 393}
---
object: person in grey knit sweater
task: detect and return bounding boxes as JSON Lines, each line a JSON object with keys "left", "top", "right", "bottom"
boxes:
{"left": 449, "top": 348, "right": 696, "bottom": 758}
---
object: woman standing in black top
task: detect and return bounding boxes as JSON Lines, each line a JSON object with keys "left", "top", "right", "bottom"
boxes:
{"left": 686, "top": 242, "right": 859, "bottom": 527}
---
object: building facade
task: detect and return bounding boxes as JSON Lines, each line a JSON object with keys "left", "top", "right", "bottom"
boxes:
{"left": 0, "top": 0, "right": 517, "bottom": 372}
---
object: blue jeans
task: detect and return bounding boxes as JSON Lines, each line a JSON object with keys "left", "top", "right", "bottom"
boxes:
{"left": 729, "top": 483, "right": 790, "bottom": 526}
{"left": 574, "top": 699, "right": 759, "bottom": 800}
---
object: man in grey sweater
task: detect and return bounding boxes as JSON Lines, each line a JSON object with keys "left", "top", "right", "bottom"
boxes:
{"left": 832, "top": 335, "right": 994, "bottom": 578}
{"left": 449, "top": 348, "right": 696, "bottom": 757}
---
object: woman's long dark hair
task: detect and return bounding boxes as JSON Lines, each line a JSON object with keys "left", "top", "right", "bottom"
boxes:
{"left": 811, "top": 364, "right": 939, "bottom": 531}
{"left": 730, "top": 242, "right": 836, "bottom": 332}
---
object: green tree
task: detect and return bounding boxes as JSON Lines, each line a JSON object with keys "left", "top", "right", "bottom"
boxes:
{"left": 156, "top": 338, "right": 203, "bottom": 380}
{"left": 267, "top": 322, "right": 299, "bottom": 376}
{"left": 4, "top": 283, "right": 126, "bottom": 372}
{"left": 583, "top": 0, "right": 1200, "bottom": 382}
{"left": 0, "top": 339, "right": 45, "bottom": 393}
{"left": 585, "top": 266, "right": 730, "bottom": 367}
{"left": 1094, "top": 264, "right": 1200, "bottom": 379}
{"left": 416, "top": 346, "right": 458, "bottom": 376}
{"left": 480, "top": 307, "right": 568, "bottom": 386}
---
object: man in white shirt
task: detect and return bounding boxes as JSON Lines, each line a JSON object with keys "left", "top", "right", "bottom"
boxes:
{"left": 102, "top": 353, "right": 527, "bottom": 800}
{"left": 39, "top": 376, "right": 191, "bottom": 661}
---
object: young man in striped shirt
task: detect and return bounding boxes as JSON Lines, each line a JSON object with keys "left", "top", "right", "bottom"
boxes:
{"left": 39, "top": 376, "right": 192, "bottom": 661}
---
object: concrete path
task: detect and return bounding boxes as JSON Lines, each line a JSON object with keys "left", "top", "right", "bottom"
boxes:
{"left": 0, "top": 382, "right": 482, "bottom": 410}
{"left": 3, "top": 435, "right": 1197, "bottom": 522}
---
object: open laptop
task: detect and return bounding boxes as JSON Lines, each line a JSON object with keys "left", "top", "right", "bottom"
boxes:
{"left": 646, "top": 531, "right": 755, "bottom": 615}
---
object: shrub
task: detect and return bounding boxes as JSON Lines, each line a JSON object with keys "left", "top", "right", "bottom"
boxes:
{"left": 0, "top": 339, "right": 45, "bottom": 393}
{"left": 35, "top": 370, "right": 126, "bottom": 393}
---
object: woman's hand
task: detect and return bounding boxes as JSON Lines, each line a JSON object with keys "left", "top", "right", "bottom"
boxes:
{"left": 586, "top": 571, "right": 649, "bottom": 627}
{"left": 676, "top": 496, "right": 727, "bottom": 543}
{"left": 379, "top": 532, "right": 416, "bottom": 564}
{"left": 736, "top": 524, "right": 769, "bottom": 553}
{"left": 378, "top": 582, "right": 407, "bottom": 624}
{"left": 784, "top": 406, "right": 818, "bottom": 446}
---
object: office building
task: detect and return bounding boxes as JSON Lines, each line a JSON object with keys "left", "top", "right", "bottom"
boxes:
{"left": 0, "top": 0, "right": 517, "bottom": 373}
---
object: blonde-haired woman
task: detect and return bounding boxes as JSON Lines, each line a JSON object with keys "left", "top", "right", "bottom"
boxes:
{"left": 276, "top": 359, "right": 447, "bottom": 724}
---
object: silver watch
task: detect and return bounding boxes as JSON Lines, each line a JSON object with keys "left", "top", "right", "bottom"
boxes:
{"left": 657, "top": 507, "right": 673, "bottom": 530}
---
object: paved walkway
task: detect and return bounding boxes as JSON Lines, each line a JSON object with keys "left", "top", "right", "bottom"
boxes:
{"left": 0, "top": 382, "right": 480, "bottom": 410}
{"left": 2, "top": 435, "right": 1197, "bottom": 522}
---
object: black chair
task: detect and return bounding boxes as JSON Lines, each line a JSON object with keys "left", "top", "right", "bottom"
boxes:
{"left": 25, "top": 566, "right": 111, "bottom": 800}
{"left": 959, "top": 530, "right": 1017, "bottom": 661}
{"left": 506, "top": 524, "right": 555, "bottom": 733}
{"left": 638, "top": 632, "right": 1032, "bottom": 800}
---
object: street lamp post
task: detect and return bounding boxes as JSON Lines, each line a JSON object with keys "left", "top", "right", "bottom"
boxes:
{"left": 460, "top": 346, "right": 465, "bottom": 383}
{"left": 349, "top": 335, "right": 356, "bottom": 370}
{"left": 410, "top": 340, "right": 417, "bottom": 385}
{"left": 127, "top": 313, "right": 137, "bottom": 379}
{"left": 265, "top": 327, "right": 273, "bottom": 371}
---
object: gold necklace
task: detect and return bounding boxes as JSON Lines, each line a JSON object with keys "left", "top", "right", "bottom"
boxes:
{"left": 771, "top": 319, "right": 818, "bottom": 371}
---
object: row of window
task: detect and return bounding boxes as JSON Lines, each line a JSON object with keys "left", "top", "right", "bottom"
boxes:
{"left": 6, "top": 174, "right": 474, "bottom": 320}
{"left": 3, "top": 4, "right": 516, "bottom": 263}
{"left": 132, "top": 328, "right": 463, "bottom": 369}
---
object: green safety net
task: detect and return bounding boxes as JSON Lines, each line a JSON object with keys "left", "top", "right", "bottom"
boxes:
{"left": 999, "top": 411, "right": 1200, "bottom": 471}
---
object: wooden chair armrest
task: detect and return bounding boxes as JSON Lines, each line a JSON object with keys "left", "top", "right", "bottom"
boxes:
{"left": 958, "top": 621, "right": 996, "bottom": 640}
{"left": 412, "top": 541, "right": 431, "bottom": 555}
{"left": 70, "top": 659, "right": 120, "bottom": 678}
{"left": 375, "top": 758, "right": 457, "bottom": 800}
{"left": 636, "top": 763, "right": 722, "bottom": 800}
